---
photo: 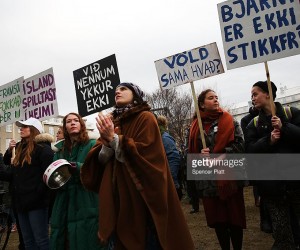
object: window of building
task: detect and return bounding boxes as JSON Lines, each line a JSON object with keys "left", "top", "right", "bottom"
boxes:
{"left": 48, "top": 126, "right": 54, "bottom": 136}
{"left": 6, "top": 139, "right": 11, "bottom": 149}
{"left": 6, "top": 124, "right": 12, "bottom": 132}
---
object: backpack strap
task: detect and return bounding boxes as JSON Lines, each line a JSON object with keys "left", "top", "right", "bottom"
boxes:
{"left": 283, "top": 106, "right": 292, "bottom": 121}
{"left": 253, "top": 106, "right": 292, "bottom": 128}
{"left": 253, "top": 116, "right": 259, "bottom": 128}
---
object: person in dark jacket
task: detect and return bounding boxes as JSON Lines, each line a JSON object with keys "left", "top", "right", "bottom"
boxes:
{"left": 241, "top": 106, "right": 273, "bottom": 234}
{"left": 245, "top": 80, "right": 300, "bottom": 249}
{"left": 3, "top": 117, "right": 54, "bottom": 250}
{"left": 156, "top": 115, "right": 182, "bottom": 200}
{"left": 0, "top": 153, "right": 25, "bottom": 250}
{"left": 184, "top": 126, "right": 200, "bottom": 214}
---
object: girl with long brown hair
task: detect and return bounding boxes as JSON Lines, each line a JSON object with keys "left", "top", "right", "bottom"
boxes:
{"left": 189, "top": 89, "right": 246, "bottom": 250}
{"left": 49, "top": 112, "right": 104, "bottom": 250}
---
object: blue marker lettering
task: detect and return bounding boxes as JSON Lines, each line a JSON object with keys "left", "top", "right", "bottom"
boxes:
{"left": 260, "top": 0, "right": 271, "bottom": 10}
{"left": 265, "top": 13, "right": 277, "bottom": 30}
{"left": 188, "top": 51, "right": 199, "bottom": 63}
{"left": 269, "top": 36, "right": 281, "bottom": 53}
{"left": 247, "top": 0, "right": 259, "bottom": 15}
{"left": 228, "top": 47, "right": 238, "bottom": 63}
{"left": 176, "top": 54, "right": 188, "bottom": 67}
{"left": 161, "top": 74, "right": 169, "bottom": 87}
{"left": 163, "top": 56, "right": 176, "bottom": 69}
{"left": 258, "top": 39, "right": 269, "bottom": 56}
{"left": 221, "top": 5, "right": 233, "bottom": 22}
{"left": 198, "top": 48, "right": 208, "bottom": 60}
{"left": 286, "top": 31, "right": 298, "bottom": 49}
{"left": 251, "top": 41, "right": 258, "bottom": 58}
{"left": 253, "top": 16, "right": 263, "bottom": 34}
{"left": 237, "top": 43, "right": 249, "bottom": 60}
{"left": 234, "top": 0, "right": 245, "bottom": 18}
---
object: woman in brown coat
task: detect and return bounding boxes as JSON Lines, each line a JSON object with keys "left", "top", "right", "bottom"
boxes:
{"left": 81, "top": 82, "right": 194, "bottom": 250}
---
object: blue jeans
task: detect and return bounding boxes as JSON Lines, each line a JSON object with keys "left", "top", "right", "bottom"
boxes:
{"left": 18, "top": 208, "right": 49, "bottom": 250}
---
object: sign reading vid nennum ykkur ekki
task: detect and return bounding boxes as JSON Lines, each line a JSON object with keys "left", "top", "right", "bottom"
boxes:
{"left": 155, "top": 42, "right": 224, "bottom": 90}
{"left": 73, "top": 54, "right": 120, "bottom": 117}
{"left": 218, "top": 0, "right": 300, "bottom": 70}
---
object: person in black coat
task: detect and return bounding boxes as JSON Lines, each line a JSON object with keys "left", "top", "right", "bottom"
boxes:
{"left": 245, "top": 80, "right": 300, "bottom": 249}
{"left": 3, "top": 118, "right": 54, "bottom": 250}
{"left": 0, "top": 152, "right": 25, "bottom": 250}
{"left": 241, "top": 106, "right": 273, "bottom": 234}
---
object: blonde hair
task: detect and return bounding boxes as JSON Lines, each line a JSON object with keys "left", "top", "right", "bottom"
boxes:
{"left": 156, "top": 115, "right": 168, "bottom": 129}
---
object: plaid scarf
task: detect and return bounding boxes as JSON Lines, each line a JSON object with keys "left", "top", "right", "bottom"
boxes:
{"left": 113, "top": 104, "right": 134, "bottom": 117}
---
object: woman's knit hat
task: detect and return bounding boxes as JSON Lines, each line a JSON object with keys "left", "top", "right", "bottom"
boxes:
{"left": 253, "top": 80, "right": 277, "bottom": 100}
{"left": 117, "top": 82, "right": 145, "bottom": 101}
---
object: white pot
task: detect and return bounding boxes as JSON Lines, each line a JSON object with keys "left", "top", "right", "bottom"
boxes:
{"left": 43, "top": 159, "right": 72, "bottom": 189}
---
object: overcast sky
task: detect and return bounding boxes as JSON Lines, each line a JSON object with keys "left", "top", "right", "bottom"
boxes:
{"left": 1, "top": 0, "right": 299, "bottom": 123}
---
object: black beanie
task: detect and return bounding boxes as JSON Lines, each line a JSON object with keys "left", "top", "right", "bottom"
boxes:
{"left": 253, "top": 81, "right": 277, "bottom": 100}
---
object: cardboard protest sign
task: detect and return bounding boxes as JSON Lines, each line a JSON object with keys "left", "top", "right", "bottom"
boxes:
{"left": 22, "top": 68, "right": 59, "bottom": 120}
{"left": 73, "top": 54, "right": 120, "bottom": 117}
{"left": 218, "top": 0, "right": 300, "bottom": 70}
{"left": 155, "top": 42, "right": 224, "bottom": 90}
{"left": 0, "top": 77, "right": 25, "bottom": 126}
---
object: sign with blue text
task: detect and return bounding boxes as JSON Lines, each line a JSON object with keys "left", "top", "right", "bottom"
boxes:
{"left": 218, "top": 0, "right": 300, "bottom": 70}
{"left": 155, "top": 43, "right": 224, "bottom": 90}
{"left": 22, "top": 68, "right": 58, "bottom": 121}
{"left": 0, "top": 77, "right": 25, "bottom": 126}
{"left": 73, "top": 54, "right": 120, "bottom": 117}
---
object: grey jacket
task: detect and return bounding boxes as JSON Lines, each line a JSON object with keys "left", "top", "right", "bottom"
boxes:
{"left": 195, "top": 119, "right": 245, "bottom": 197}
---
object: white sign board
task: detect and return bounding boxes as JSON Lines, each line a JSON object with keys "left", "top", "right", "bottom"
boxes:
{"left": 218, "top": 0, "right": 300, "bottom": 70}
{"left": 22, "top": 68, "right": 59, "bottom": 121}
{"left": 155, "top": 42, "right": 224, "bottom": 90}
{"left": 0, "top": 77, "right": 25, "bottom": 126}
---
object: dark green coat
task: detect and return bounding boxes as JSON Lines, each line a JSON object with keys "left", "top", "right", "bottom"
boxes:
{"left": 50, "top": 139, "right": 105, "bottom": 250}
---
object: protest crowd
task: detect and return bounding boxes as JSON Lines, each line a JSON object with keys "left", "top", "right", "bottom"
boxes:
{"left": 1, "top": 1, "right": 300, "bottom": 249}
{"left": 0, "top": 79, "right": 299, "bottom": 250}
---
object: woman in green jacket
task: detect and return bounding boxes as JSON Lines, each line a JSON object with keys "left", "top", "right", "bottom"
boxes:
{"left": 50, "top": 112, "right": 105, "bottom": 250}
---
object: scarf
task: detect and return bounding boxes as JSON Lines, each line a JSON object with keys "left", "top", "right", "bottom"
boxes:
{"left": 189, "top": 108, "right": 234, "bottom": 153}
{"left": 113, "top": 104, "right": 134, "bottom": 117}
{"left": 188, "top": 108, "right": 237, "bottom": 200}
